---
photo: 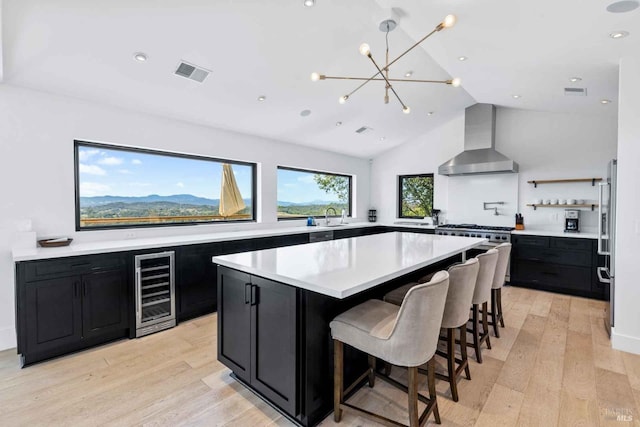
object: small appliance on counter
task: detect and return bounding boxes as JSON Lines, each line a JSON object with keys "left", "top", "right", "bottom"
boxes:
{"left": 515, "top": 213, "right": 524, "bottom": 230}
{"left": 431, "top": 209, "right": 441, "bottom": 226}
{"left": 564, "top": 209, "right": 580, "bottom": 232}
{"left": 368, "top": 209, "right": 377, "bottom": 222}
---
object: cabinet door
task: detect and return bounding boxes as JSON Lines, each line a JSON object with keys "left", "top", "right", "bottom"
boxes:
{"left": 178, "top": 244, "right": 220, "bottom": 320}
{"left": 25, "top": 277, "right": 82, "bottom": 354}
{"left": 82, "top": 269, "right": 128, "bottom": 339}
{"left": 217, "top": 267, "right": 252, "bottom": 383}
{"left": 250, "top": 276, "right": 298, "bottom": 415}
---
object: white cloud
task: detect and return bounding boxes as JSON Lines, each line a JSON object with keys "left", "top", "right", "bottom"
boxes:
{"left": 131, "top": 159, "right": 142, "bottom": 165}
{"left": 80, "top": 182, "right": 111, "bottom": 196}
{"left": 79, "top": 163, "right": 107, "bottom": 176}
{"left": 118, "top": 169, "right": 132, "bottom": 174}
{"left": 176, "top": 182, "right": 185, "bottom": 188}
{"left": 98, "top": 156, "right": 124, "bottom": 166}
{"left": 78, "top": 149, "right": 101, "bottom": 162}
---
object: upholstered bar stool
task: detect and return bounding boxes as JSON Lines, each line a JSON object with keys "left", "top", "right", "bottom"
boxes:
{"left": 468, "top": 249, "right": 498, "bottom": 364}
{"left": 330, "top": 272, "right": 450, "bottom": 427}
{"left": 384, "top": 259, "right": 479, "bottom": 402}
{"left": 489, "top": 243, "right": 512, "bottom": 338}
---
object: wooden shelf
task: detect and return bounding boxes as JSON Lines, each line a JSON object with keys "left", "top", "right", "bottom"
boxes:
{"left": 526, "top": 204, "right": 598, "bottom": 211}
{"left": 527, "top": 178, "right": 602, "bottom": 187}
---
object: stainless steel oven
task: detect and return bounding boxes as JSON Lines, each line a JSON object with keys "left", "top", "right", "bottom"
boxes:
{"left": 436, "top": 224, "right": 513, "bottom": 281}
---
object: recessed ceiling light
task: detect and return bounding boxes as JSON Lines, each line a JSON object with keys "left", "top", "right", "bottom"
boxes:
{"left": 303, "top": 0, "right": 315, "bottom": 6}
{"left": 458, "top": 56, "right": 468, "bottom": 61}
{"left": 300, "top": 109, "right": 311, "bottom": 117}
{"left": 512, "top": 94, "right": 521, "bottom": 99}
{"left": 335, "top": 121, "right": 343, "bottom": 126}
{"left": 257, "top": 96, "right": 266, "bottom": 102}
{"left": 404, "top": 71, "right": 413, "bottom": 78}
{"left": 380, "top": 137, "right": 386, "bottom": 141}
{"left": 607, "top": 0, "right": 639, "bottom": 13}
{"left": 609, "top": 30, "right": 630, "bottom": 39}
{"left": 569, "top": 77, "right": 582, "bottom": 82}
{"left": 427, "top": 111, "right": 434, "bottom": 116}
{"left": 133, "top": 52, "right": 147, "bottom": 62}
{"left": 601, "top": 99, "right": 612, "bottom": 104}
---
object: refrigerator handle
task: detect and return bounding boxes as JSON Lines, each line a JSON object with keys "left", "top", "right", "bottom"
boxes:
{"left": 598, "top": 183, "right": 610, "bottom": 255}
{"left": 597, "top": 267, "right": 611, "bottom": 284}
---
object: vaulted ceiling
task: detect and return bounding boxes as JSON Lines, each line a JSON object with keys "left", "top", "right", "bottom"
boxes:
{"left": 1, "top": 0, "right": 637, "bottom": 157}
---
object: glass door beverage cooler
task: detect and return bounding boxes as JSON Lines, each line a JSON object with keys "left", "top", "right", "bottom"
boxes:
{"left": 134, "top": 251, "right": 176, "bottom": 337}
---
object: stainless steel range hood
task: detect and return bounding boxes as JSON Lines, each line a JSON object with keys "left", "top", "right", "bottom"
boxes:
{"left": 438, "top": 103, "right": 518, "bottom": 176}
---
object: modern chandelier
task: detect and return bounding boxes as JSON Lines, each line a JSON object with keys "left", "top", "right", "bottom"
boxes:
{"left": 310, "top": 14, "right": 461, "bottom": 114}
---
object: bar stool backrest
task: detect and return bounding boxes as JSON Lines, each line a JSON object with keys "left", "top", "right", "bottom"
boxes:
{"left": 442, "top": 258, "right": 480, "bottom": 329}
{"left": 472, "top": 249, "right": 499, "bottom": 305}
{"left": 492, "top": 243, "right": 512, "bottom": 290}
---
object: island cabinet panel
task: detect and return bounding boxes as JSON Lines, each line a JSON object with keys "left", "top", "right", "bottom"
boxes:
{"left": 217, "top": 267, "right": 299, "bottom": 418}
{"left": 177, "top": 243, "right": 223, "bottom": 321}
{"left": 17, "top": 253, "right": 129, "bottom": 366}
{"left": 511, "top": 235, "right": 604, "bottom": 300}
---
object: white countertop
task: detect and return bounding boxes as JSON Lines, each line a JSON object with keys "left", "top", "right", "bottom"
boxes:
{"left": 12, "top": 222, "right": 381, "bottom": 262}
{"left": 212, "top": 232, "right": 486, "bottom": 299}
{"left": 512, "top": 229, "right": 598, "bottom": 239}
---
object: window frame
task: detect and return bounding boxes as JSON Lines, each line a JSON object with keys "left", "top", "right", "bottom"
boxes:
{"left": 276, "top": 166, "right": 353, "bottom": 221}
{"left": 74, "top": 140, "right": 257, "bottom": 231}
{"left": 397, "top": 173, "right": 435, "bottom": 219}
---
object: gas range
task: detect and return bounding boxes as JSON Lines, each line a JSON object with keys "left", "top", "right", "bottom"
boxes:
{"left": 436, "top": 224, "right": 513, "bottom": 244}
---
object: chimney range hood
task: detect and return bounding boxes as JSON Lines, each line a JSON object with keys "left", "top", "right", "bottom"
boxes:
{"left": 438, "top": 103, "right": 518, "bottom": 176}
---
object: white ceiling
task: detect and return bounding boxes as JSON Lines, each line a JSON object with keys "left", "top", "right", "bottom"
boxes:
{"left": 2, "top": 0, "right": 637, "bottom": 158}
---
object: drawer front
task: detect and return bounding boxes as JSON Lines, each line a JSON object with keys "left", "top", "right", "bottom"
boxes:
{"left": 550, "top": 237, "right": 593, "bottom": 251}
{"left": 515, "top": 247, "right": 591, "bottom": 267}
{"left": 512, "top": 235, "right": 550, "bottom": 248}
{"left": 23, "top": 254, "right": 125, "bottom": 281}
{"left": 514, "top": 261, "right": 591, "bottom": 291}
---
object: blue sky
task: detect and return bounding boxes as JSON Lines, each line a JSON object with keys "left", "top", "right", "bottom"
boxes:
{"left": 277, "top": 169, "right": 342, "bottom": 203}
{"left": 77, "top": 145, "right": 253, "bottom": 199}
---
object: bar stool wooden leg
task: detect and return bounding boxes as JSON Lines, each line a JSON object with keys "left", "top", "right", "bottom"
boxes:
{"left": 334, "top": 339, "right": 343, "bottom": 422}
{"left": 368, "top": 355, "right": 376, "bottom": 387}
{"left": 427, "top": 357, "right": 441, "bottom": 424}
{"left": 408, "top": 366, "right": 419, "bottom": 427}
{"left": 459, "top": 325, "right": 471, "bottom": 380}
{"left": 482, "top": 302, "right": 492, "bottom": 350}
{"left": 491, "top": 289, "right": 500, "bottom": 338}
{"left": 471, "top": 304, "right": 482, "bottom": 363}
{"left": 446, "top": 328, "right": 459, "bottom": 402}
{"left": 497, "top": 288, "right": 505, "bottom": 327}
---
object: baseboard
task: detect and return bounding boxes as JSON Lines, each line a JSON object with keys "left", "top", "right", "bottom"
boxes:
{"left": 0, "top": 326, "right": 17, "bottom": 352}
{"left": 612, "top": 328, "right": 640, "bottom": 355}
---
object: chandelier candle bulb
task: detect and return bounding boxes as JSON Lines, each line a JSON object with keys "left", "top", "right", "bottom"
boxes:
{"left": 338, "top": 95, "right": 348, "bottom": 104}
{"left": 402, "top": 106, "right": 411, "bottom": 114}
{"left": 359, "top": 43, "right": 371, "bottom": 56}
{"left": 450, "top": 77, "right": 462, "bottom": 87}
{"left": 310, "top": 72, "right": 320, "bottom": 82}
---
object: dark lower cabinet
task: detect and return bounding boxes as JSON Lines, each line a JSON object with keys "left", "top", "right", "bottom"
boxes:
{"left": 510, "top": 235, "right": 604, "bottom": 300}
{"left": 177, "top": 244, "right": 222, "bottom": 321}
{"left": 16, "top": 254, "right": 129, "bottom": 366}
{"left": 218, "top": 266, "right": 298, "bottom": 417}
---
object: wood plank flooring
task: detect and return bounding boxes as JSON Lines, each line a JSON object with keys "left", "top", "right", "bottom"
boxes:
{"left": 1, "top": 287, "right": 639, "bottom": 426}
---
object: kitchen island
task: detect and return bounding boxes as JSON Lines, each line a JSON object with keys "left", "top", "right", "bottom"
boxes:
{"left": 212, "top": 232, "right": 486, "bottom": 426}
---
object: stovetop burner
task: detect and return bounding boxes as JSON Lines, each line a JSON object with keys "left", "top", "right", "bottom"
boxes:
{"left": 438, "top": 224, "right": 514, "bottom": 232}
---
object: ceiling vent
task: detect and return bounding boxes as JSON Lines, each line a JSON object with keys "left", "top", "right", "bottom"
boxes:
{"left": 564, "top": 87, "right": 587, "bottom": 96}
{"left": 355, "top": 126, "right": 374, "bottom": 134}
{"left": 174, "top": 61, "right": 210, "bottom": 83}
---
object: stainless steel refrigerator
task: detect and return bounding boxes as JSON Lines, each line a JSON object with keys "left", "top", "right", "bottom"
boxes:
{"left": 598, "top": 159, "right": 617, "bottom": 336}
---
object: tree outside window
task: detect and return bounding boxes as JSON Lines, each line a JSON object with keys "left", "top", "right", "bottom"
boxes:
{"left": 398, "top": 174, "right": 434, "bottom": 218}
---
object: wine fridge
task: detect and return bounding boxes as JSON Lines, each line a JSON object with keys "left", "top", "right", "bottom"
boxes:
{"left": 134, "top": 251, "right": 176, "bottom": 337}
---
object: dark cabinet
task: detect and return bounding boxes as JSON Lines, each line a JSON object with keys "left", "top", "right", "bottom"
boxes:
{"left": 177, "top": 244, "right": 222, "bottom": 321}
{"left": 217, "top": 266, "right": 298, "bottom": 416}
{"left": 82, "top": 268, "right": 128, "bottom": 338}
{"left": 16, "top": 253, "right": 129, "bottom": 366}
{"left": 511, "top": 235, "right": 604, "bottom": 300}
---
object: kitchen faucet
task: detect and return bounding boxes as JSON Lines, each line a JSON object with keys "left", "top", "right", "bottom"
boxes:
{"left": 325, "top": 207, "right": 337, "bottom": 226}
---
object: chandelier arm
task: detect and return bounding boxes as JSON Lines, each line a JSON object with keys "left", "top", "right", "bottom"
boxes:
{"left": 321, "top": 76, "right": 450, "bottom": 83}
{"left": 366, "top": 54, "right": 407, "bottom": 109}
{"left": 383, "top": 28, "right": 438, "bottom": 72}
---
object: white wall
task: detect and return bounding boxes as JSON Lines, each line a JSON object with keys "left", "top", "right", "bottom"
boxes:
{"left": 612, "top": 56, "right": 640, "bottom": 354}
{"left": 0, "top": 84, "right": 371, "bottom": 350}
{"left": 371, "top": 107, "right": 617, "bottom": 232}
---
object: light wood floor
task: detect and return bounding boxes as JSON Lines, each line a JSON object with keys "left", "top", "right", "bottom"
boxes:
{"left": 1, "top": 286, "right": 639, "bottom": 426}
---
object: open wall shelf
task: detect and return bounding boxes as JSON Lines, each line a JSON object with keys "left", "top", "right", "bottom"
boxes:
{"left": 526, "top": 203, "right": 598, "bottom": 211}
{"left": 527, "top": 178, "right": 602, "bottom": 188}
